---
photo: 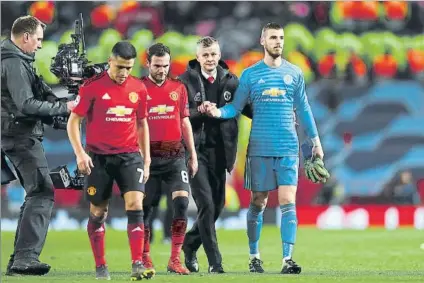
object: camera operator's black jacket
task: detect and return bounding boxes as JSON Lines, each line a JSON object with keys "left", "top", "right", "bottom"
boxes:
{"left": 1, "top": 39, "right": 68, "bottom": 137}
{"left": 179, "top": 59, "right": 252, "bottom": 173}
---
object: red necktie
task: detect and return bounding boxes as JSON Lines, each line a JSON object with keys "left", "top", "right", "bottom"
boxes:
{"left": 207, "top": 76, "right": 215, "bottom": 83}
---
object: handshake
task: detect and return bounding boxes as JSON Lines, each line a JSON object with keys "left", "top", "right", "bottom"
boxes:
{"left": 198, "top": 101, "right": 221, "bottom": 118}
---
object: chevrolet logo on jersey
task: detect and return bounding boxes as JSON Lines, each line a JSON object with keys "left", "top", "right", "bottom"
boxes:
{"left": 107, "top": 106, "right": 134, "bottom": 116}
{"left": 262, "top": 88, "right": 286, "bottom": 97}
{"left": 149, "top": 105, "right": 175, "bottom": 115}
{"left": 106, "top": 106, "right": 133, "bottom": 122}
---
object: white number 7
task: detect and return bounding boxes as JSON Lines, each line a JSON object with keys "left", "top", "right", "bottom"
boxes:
{"left": 137, "top": 168, "right": 144, "bottom": 183}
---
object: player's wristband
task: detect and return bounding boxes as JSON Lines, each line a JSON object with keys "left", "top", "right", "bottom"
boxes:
{"left": 311, "top": 137, "right": 322, "bottom": 148}
{"left": 216, "top": 109, "right": 222, "bottom": 118}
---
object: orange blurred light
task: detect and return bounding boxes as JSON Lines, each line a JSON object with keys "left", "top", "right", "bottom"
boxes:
{"left": 318, "top": 54, "right": 336, "bottom": 78}
{"left": 384, "top": 1, "right": 408, "bottom": 20}
{"left": 373, "top": 54, "right": 398, "bottom": 78}
{"left": 91, "top": 4, "right": 116, "bottom": 28}
{"left": 351, "top": 55, "right": 367, "bottom": 77}
{"left": 29, "top": 1, "right": 55, "bottom": 24}
{"left": 120, "top": 1, "right": 140, "bottom": 12}
{"left": 240, "top": 51, "right": 263, "bottom": 68}
{"left": 343, "top": 1, "right": 379, "bottom": 21}
{"left": 407, "top": 49, "right": 424, "bottom": 74}
{"left": 339, "top": 1, "right": 354, "bottom": 19}
{"left": 170, "top": 60, "right": 186, "bottom": 77}
{"left": 139, "top": 50, "right": 148, "bottom": 66}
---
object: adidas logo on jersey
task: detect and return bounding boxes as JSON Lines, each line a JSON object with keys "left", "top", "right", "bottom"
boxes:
{"left": 102, "top": 93, "right": 111, "bottom": 100}
{"left": 147, "top": 95, "right": 152, "bottom": 100}
{"left": 258, "top": 78, "right": 265, "bottom": 84}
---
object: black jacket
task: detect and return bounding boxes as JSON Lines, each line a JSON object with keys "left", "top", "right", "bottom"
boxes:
{"left": 179, "top": 59, "right": 252, "bottom": 173}
{"left": 1, "top": 39, "right": 68, "bottom": 137}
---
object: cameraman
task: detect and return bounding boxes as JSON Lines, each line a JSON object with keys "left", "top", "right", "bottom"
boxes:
{"left": 1, "top": 15, "right": 74, "bottom": 276}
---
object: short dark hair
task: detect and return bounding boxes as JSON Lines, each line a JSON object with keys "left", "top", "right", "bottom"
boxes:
{"left": 197, "top": 36, "right": 218, "bottom": 49}
{"left": 111, "top": 41, "right": 137, "bottom": 60}
{"left": 261, "top": 22, "right": 284, "bottom": 38}
{"left": 146, "top": 43, "right": 171, "bottom": 62}
{"left": 11, "top": 15, "right": 46, "bottom": 37}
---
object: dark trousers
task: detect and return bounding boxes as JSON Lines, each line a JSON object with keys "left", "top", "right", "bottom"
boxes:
{"left": 183, "top": 147, "right": 226, "bottom": 266}
{"left": 2, "top": 136, "right": 54, "bottom": 262}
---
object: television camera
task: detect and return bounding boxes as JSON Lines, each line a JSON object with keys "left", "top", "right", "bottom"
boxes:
{"left": 49, "top": 12, "right": 108, "bottom": 130}
{"left": 48, "top": 13, "right": 108, "bottom": 190}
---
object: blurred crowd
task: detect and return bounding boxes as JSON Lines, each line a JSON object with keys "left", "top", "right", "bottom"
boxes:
{"left": 1, "top": 1, "right": 424, "bottom": 86}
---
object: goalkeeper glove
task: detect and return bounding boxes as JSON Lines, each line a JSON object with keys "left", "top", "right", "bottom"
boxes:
{"left": 301, "top": 141, "right": 330, "bottom": 184}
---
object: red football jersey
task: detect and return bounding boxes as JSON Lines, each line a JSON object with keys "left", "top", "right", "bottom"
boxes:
{"left": 72, "top": 72, "right": 148, "bottom": 154}
{"left": 142, "top": 77, "right": 189, "bottom": 142}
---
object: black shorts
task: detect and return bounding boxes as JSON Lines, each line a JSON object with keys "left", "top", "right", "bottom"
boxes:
{"left": 144, "top": 157, "right": 190, "bottom": 207}
{"left": 85, "top": 152, "right": 145, "bottom": 205}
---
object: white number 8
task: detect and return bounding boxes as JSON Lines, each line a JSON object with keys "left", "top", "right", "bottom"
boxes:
{"left": 137, "top": 168, "right": 144, "bottom": 183}
{"left": 181, "top": 171, "right": 189, "bottom": 183}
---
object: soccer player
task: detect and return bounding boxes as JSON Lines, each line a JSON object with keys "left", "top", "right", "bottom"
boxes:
{"left": 140, "top": 43, "right": 198, "bottom": 275}
{"left": 67, "top": 41, "right": 154, "bottom": 281}
{"left": 202, "top": 22, "right": 324, "bottom": 274}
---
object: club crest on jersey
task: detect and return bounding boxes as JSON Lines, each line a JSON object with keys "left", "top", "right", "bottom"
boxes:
{"left": 129, "top": 92, "right": 139, "bottom": 103}
{"left": 262, "top": 88, "right": 286, "bottom": 97}
{"left": 170, "top": 91, "right": 179, "bottom": 101}
{"left": 284, "top": 74, "right": 293, "bottom": 85}
{"left": 224, "top": 91, "right": 232, "bottom": 102}
{"left": 194, "top": 92, "right": 202, "bottom": 102}
{"left": 87, "top": 186, "right": 96, "bottom": 196}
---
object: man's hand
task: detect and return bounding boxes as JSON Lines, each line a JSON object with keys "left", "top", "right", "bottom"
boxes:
{"left": 198, "top": 101, "right": 216, "bottom": 113}
{"left": 143, "top": 162, "right": 150, "bottom": 184}
{"left": 76, "top": 151, "right": 94, "bottom": 175}
{"left": 188, "top": 155, "right": 198, "bottom": 178}
{"left": 206, "top": 106, "right": 221, "bottom": 118}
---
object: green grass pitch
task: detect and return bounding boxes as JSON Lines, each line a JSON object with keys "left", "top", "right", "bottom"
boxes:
{"left": 2, "top": 227, "right": 423, "bottom": 282}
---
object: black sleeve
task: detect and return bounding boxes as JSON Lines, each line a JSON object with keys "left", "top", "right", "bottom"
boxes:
{"left": 4, "top": 58, "right": 69, "bottom": 117}
{"left": 241, "top": 104, "right": 253, "bottom": 119}
{"left": 40, "top": 80, "right": 59, "bottom": 102}
{"left": 179, "top": 73, "right": 204, "bottom": 122}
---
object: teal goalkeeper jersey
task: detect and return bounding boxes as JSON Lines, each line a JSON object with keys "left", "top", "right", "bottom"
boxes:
{"left": 220, "top": 59, "right": 318, "bottom": 157}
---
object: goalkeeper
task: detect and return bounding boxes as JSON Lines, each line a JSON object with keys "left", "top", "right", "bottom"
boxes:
{"left": 201, "top": 22, "right": 328, "bottom": 274}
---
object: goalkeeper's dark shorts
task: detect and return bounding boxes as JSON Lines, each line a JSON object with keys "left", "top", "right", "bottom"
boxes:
{"left": 244, "top": 156, "right": 299, "bottom": 191}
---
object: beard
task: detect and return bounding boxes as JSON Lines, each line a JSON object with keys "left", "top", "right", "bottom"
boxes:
{"left": 265, "top": 45, "right": 282, "bottom": 59}
{"left": 151, "top": 72, "right": 166, "bottom": 83}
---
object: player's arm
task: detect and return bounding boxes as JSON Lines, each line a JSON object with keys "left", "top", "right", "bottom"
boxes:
{"left": 180, "top": 85, "right": 198, "bottom": 177}
{"left": 212, "top": 70, "right": 250, "bottom": 119}
{"left": 293, "top": 71, "right": 323, "bottom": 153}
{"left": 181, "top": 117, "right": 198, "bottom": 177}
{"left": 137, "top": 118, "right": 150, "bottom": 166}
{"left": 67, "top": 87, "right": 94, "bottom": 175}
{"left": 137, "top": 87, "right": 151, "bottom": 183}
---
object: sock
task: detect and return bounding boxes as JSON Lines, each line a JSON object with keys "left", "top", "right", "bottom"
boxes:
{"left": 171, "top": 196, "right": 188, "bottom": 259}
{"left": 247, "top": 203, "right": 264, "bottom": 257}
{"left": 280, "top": 203, "right": 297, "bottom": 260}
{"left": 87, "top": 213, "right": 107, "bottom": 267}
{"left": 127, "top": 210, "right": 144, "bottom": 264}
